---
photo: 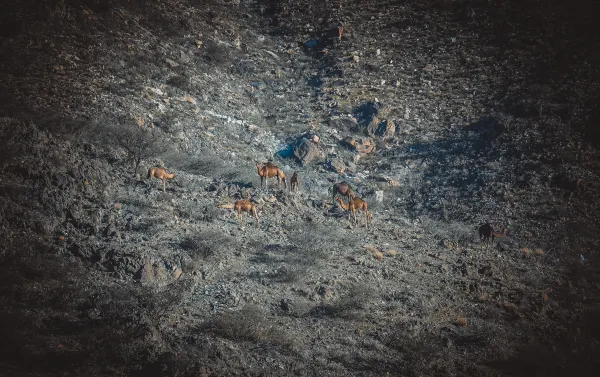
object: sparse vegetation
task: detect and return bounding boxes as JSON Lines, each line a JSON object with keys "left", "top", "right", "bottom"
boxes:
{"left": 198, "top": 305, "right": 292, "bottom": 347}
{"left": 103, "top": 123, "right": 167, "bottom": 177}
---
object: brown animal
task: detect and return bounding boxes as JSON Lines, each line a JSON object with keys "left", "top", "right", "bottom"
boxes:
{"left": 233, "top": 199, "right": 259, "bottom": 227}
{"left": 290, "top": 171, "right": 299, "bottom": 192}
{"left": 257, "top": 162, "right": 287, "bottom": 189}
{"left": 332, "top": 181, "right": 355, "bottom": 203}
{"left": 336, "top": 197, "right": 372, "bottom": 228}
{"left": 479, "top": 223, "right": 508, "bottom": 244}
{"left": 147, "top": 167, "right": 175, "bottom": 193}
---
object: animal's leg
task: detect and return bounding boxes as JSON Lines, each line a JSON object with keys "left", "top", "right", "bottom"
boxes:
{"left": 162, "top": 179, "right": 166, "bottom": 193}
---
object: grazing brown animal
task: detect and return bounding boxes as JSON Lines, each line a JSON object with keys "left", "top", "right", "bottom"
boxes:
{"left": 336, "top": 197, "right": 372, "bottom": 228}
{"left": 290, "top": 171, "right": 299, "bottom": 192}
{"left": 257, "top": 162, "right": 287, "bottom": 189}
{"left": 147, "top": 167, "right": 175, "bottom": 193}
{"left": 479, "top": 223, "right": 508, "bottom": 244}
{"left": 233, "top": 199, "right": 259, "bottom": 227}
{"left": 332, "top": 181, "right": 355, "bottom": 203}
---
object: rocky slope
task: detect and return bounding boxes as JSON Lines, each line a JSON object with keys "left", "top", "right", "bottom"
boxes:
{"left": 1, "top": 0, "right": 599, "bottom": 376}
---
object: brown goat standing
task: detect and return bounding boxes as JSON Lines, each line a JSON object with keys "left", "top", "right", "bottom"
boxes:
{"left": 233, "top": 199, "right": 259, "bottom": 227}
{"left": 147, "top": 167, "right": 175, "bottom": 193}
{"left": 479, "top": 223, "right": 508, "bottom": 245}
{"left": 290, "top": 171, "right": 299, "bottom": 192}
{"left": 257, "top": 162, "right": 287, "bottom": 189}
{"left": 332, "top": 181, "right": 355, "bottom": 203}
{"left": 336, "top": 197, "right": 372, "bottom": 228}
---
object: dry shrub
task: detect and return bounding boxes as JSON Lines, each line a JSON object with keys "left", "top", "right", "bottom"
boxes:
{"left": 180, "top": 230, "right": 236, "bottom": 261}
{"left": 319, "top": 284, "right": 376, "bottom": 318}
{"left": 268, "top": 261, "right": 308, "bottom": 283}
{"left": 287, "top": 221, "right": 360, "bottom": 259}
{"left": 455, "top": 317, "right": 468, "bottom": 327}
{"left": 534, "top": 248, "right": 545, "bottom": 256}
{"left": 177, "top": 201, "right": 219, "bottom": 222}
{"left": 385, "top": 249, "right": 398, "bottom": 256}
{"left": 423, "top": 219, "right": 474, "bottom": 247}
{"left": 199, "top": 305, "right": 292, "bottom": 347}
{"left": 521, "top": 247, "right": 531, "bottom": 255}
{"left": 364, "top": 244, "right": 384, "bottom": 260}
{"left": 364, "top": 244, "right": 378, "bottom": 254}
{"left": 100, "top": 122, "right": 167, "bottom": 175}
{"left": 203, "top": 40, "right": 232, "bottom": 65}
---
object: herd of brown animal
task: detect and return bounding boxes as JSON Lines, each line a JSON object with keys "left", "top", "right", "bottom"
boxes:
{"left": 148, "top": 163, "right": 508, "bottom": 243}
{"left": 146, "top": 162, "right": 372, "bottom": 229}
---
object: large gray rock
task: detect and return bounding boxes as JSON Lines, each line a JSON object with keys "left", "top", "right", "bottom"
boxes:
{"left": 293, "top": 137, "right": 322, "bottom": 165}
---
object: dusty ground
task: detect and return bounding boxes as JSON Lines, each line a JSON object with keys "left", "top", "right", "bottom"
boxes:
{"left": 1, "top": 0, "right": 599, "bottom": 376}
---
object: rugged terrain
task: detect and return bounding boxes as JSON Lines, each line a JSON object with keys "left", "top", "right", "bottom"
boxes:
{"left": 1, "top": 0, "right": 599, "bottom": 376}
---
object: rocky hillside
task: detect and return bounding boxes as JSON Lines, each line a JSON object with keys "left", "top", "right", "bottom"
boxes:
{"left": 1, "top": 0, "right": 599, "bottom": 376}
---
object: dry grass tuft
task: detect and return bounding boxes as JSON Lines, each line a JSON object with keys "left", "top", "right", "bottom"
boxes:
{"left": 534, "top": 248, "right": 545, "bottom": 256}
{"left": 364, "top": 244, "right": 378, "bottom": 254}
{"left": 521, "top": 247, "right": 531, "bottom": 255}
{"left": 455, "top": 317, "right": 468, "bottom": 327}
{"left": 364, "top": 244, "right": 383, "bottom": 260}
{"left": 385, "top": 249, "right": 398, "bottom": 256}
{"left": 199, "top": 305, "right": 292, "bottom": 347}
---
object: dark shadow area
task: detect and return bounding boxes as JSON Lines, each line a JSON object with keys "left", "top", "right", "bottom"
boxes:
{"left": 0, "top": 249, "right": 162, "bottom": 376}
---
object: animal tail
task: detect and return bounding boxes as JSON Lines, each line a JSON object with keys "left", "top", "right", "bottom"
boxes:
{"left": 147, "top": 168, "right": 152, "bottom": 179}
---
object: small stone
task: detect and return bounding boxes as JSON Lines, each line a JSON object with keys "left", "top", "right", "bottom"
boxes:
{"left": 179, "top": 50, "right": 191, "bottom": 64}
{"left": 328, "top": 158, "right": 346, "bottom": 174}
{"left": 166, "top": 58, "right": 179, "bottom": 68}
{"left": 173, "top": 267, "right": 183, "bottom": 280}
{"left": 135, "top": 260, "right": 155, "bottom": 283}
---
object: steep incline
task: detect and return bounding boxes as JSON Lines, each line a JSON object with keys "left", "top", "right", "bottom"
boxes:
{"left": 1, "top": 0, "right": 599, "bottom": 376}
